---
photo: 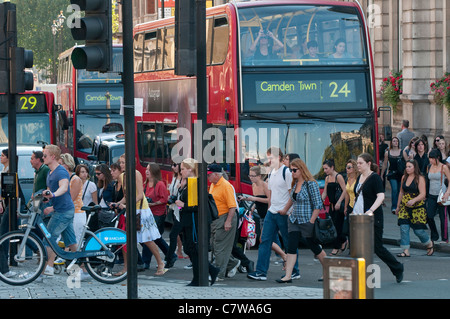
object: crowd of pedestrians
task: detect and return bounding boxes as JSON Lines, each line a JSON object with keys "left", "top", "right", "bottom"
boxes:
{"left": 1, "top": 123, "right": 449, "bottom": 286}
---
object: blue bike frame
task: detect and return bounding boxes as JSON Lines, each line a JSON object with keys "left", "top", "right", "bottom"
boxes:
{"left": 17, "top": 207, "right": 125, "bottom": 263}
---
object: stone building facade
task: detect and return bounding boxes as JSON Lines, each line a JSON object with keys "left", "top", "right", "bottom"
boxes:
{"left": 368, "top": 0, "right": 449, "bottom": 143}
{"left": 124, "top": 0, "right": 449, "bottom": 144}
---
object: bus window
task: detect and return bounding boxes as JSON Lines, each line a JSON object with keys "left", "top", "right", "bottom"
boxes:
{"left": 206, "top": 18, "right": 213, "bottom": 65}
{"left": 164, "top": 27, "right": 175, "bottom": 69}
{"left": 156, "top": 29, "right": 164, "bottom": 70}
{"left": 239, "top": 5, "right": 366, "bottom": 66}
{"left": 144, "top": 31, "right": 157, "bottom": 71}
{"left": 137, "top": 122, "right": 178, "bottom": 166}
{"left": 212, "top": 17, "right": 229, "bottom": 65}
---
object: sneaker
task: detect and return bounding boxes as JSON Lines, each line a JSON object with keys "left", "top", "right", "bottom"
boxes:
{"left": 291, "top": 272, "right": 301, "bottom": 280}
{"left": 184, "top": 263, "right": 193, "bottom": 270}
{"left": 80, "top": 271, "right": 90, "bottom": 281}
{"left": 247, "top": 271, "right": 267, "bottom": 281}
{"left": 3, "top": 271, "right": 16, "bottom": 278}
{"left": 227, "top": 260, "right": 241, "bottom": 278}
{"left": 44, "top": 266, "right": 54, "bottom": 276}
{"left": 54, "top": 258, "right": 65, "bottom": 265}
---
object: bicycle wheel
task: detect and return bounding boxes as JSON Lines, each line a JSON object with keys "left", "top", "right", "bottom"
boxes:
{"left": 83, "top": 228, "right": 127, "bottom": 284}
{"left": 0, "top": 231, "right": 46, "bottom": 285}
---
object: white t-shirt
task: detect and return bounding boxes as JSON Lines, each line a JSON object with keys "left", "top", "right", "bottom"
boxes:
{"left": 267, "top": 165, "right": 292, "bottom": 214}
{"left": 82, "top": 180, "right": 97, "bottom": 206}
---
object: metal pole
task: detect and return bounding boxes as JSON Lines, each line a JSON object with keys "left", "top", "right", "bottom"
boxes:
{"left": 196, "top": 0, "right": 208, "bottom": 287}
{"left": 122, "top": 0, "right": 138, "bottom": 299}
{"left": 349, "top": 214, "right": 374, "bottom": 299}
{"left": 6, "top": 5, "right": 17, "bottom": 234}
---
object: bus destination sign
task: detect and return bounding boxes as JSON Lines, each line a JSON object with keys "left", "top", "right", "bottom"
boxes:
{"left": 255, "top": 79, "right": 356, "bottom": 104}
{"left": 0, "top": 94, "right": 47, "bottom": 113}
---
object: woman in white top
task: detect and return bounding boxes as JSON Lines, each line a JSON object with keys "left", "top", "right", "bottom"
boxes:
{"left": 76, "top": 164, "right": 98, "bottom": 206}
{"left": 426, "top": 149, "right": 450, "bottom": 243}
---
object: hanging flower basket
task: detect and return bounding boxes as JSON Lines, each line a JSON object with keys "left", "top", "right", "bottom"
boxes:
{"left": 430, "top": 72, "right": 450, "bottom": 115}
{"left": 380, "top": 70, "right": 403, "bottom": 112}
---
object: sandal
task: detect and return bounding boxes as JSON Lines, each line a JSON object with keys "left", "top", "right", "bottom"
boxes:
{"left": 396, "top": 252, "right": 410, "bottom": 257}
{"left": 427, "top": 242, "right": 435, "bottom": 256}
{"left": 329, "top": 249, "right": 340, "bottom": 256}
{"left": 155, "top": 268, "right": 168, "bottom": 276}
{"left": 340, "top": 241, "right": 348, "bottom": 252}
{"left": 114, "top": 269, "right": 127, "bottom": 276}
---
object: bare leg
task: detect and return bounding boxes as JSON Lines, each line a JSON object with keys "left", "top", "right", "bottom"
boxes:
{"left": 143, "top": 241, "right": 166, "bottom": 275}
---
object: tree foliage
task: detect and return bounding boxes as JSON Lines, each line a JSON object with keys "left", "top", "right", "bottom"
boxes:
{"left": 12, "top": 0, "right": 77, "bottom": 79}
{"left": 11, "top": 0, "right": 120, "bottom": 81}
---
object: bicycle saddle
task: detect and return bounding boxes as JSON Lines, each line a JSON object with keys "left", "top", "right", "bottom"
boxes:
{"left": 81, "top": 205, "right": 102, "bottom": 212}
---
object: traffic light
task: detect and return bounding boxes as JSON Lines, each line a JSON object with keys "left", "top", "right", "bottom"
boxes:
{"left": 174, "top": 0, "right": 196, "bottom": 76}
{"left": 10, "top": 47, "right": 33, "bottom": 94}
{"left": 70, "top": 0, "right": 112, "bottom": 72}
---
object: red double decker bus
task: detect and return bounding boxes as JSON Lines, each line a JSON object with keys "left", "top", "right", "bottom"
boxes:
{"left": 56, "top": 45, "right": 124, "bottom": 163}
{"left": 133, "top": 0, "right": 378, "bottom": 194}
{"left": 0, "top": 91, "right": 57, "bottom": 145}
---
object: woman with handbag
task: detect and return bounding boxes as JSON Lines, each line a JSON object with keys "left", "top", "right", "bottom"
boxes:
{"left": 395, "top": 159, "right": 434, "bottom": 256}
{"left": 321, "top": 159, "right": 347, "bottom": 255}
{"left": 355, "top": 153, "right": 404, "bottom": 283}
{"left": 143, "top": 163, "right": 175, "bottom": 269}
{"left": 175, "top": 158, "right": 220, "bottom": 286}
{"left": 277, "top": 158, "right": 326, "bottom": 283}
{"left": 380, "top": 137, "right": 403, "bottom": 214}
{"left": 426, "top": 149, "right": 450, "bottom": 243}
{"left": 112, "top": 154, "right": 166, "bottom": 276}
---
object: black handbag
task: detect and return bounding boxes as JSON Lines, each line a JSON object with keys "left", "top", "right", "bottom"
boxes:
{"left": 98, "top": 209, "right": 116, "bottom": 228}
{"left": 314, "top": 213, "right": 337, "bottom": 244}
{"left": 306, "top": 182, "right": 337, "bottom": 244}
{"left": 208, "top": 194, "right": 219, "bottom": 221}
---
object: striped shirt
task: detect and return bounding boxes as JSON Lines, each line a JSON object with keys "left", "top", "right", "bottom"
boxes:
{"left": 289, "top": 180, "right": 323, "bottom": 224}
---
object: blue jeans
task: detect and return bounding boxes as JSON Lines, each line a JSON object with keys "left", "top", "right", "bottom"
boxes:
{"left": 255, "top": 212, "right": 298, "bottom": 275}
{"left": 399, "top": 224, "right": 431, "bottom": 249}
{"left": 389, "top": 178, "right": 400, "bottom": 211}
{"left": 45, "top": 208, "right": 76, "bottom": 248}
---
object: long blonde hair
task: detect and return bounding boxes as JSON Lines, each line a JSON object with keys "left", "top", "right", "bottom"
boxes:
{"left": 289, "top": 158, "right": 315, "bottom": 188}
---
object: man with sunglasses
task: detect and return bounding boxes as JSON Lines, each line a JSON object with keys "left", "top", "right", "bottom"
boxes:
{"left": 248, "top": 147, "right": 300, "bottom": 281}
{"left": 41, "top": 145, "right": 77, "bottom": 277}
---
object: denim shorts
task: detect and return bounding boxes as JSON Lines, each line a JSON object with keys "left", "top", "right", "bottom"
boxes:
{"left": 45, "top": 208, "right": 76, "bottom": 248}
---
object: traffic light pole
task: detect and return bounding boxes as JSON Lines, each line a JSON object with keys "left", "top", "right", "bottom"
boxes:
{"left": 5, "top": 5, "right": 18, "bottom": 239}
{"left": 122, "top": 0, "right": 138, "bottom": 299}
{"left": 196, "top": 0, "right": 208, "bottom": 287}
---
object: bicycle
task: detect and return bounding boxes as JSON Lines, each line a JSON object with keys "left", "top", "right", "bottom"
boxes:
{"left": 0, "top": 191, "right": 127, "bottom": 285}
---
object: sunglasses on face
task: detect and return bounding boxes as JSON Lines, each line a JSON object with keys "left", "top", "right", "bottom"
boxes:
{"left": 346, "top": 166, "right": 353, "bottom": 169}
{"left": 290, "top": 168, "right": 298, "bottom": 173}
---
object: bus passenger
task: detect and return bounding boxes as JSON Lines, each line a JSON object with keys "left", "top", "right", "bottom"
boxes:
{"left": 247, "top": 29, "right": 284, "bottom": 65}
{"left": 301, "top": 40, "right": 322, "bottom": 64}
{"left": 327, "top": 38, "right": 355, "bottom": 63}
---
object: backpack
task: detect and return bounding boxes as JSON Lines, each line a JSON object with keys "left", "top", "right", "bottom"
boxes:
{"left": 240, "top": 210, "right": 256, "bottom": 249}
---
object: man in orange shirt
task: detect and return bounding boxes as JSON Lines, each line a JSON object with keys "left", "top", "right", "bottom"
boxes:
{"left": 208, "top": 164, "right": 240, "bottom": 281}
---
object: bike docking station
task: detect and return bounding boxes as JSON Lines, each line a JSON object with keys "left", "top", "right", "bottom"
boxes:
{"left": 323, "top": 214, "right": 374, "bottom": 299}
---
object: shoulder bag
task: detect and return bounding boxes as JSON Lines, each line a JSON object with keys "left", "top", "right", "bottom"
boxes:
{"left": 307, "top": 181, "right": 337, "bottom": 244}
{"left": 438, "top": 166, "right": 450, "bottom": 206}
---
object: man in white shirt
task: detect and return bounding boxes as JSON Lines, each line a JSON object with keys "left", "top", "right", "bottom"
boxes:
{"left": 247, "top": 147, "right": 299, "bottom": 281}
